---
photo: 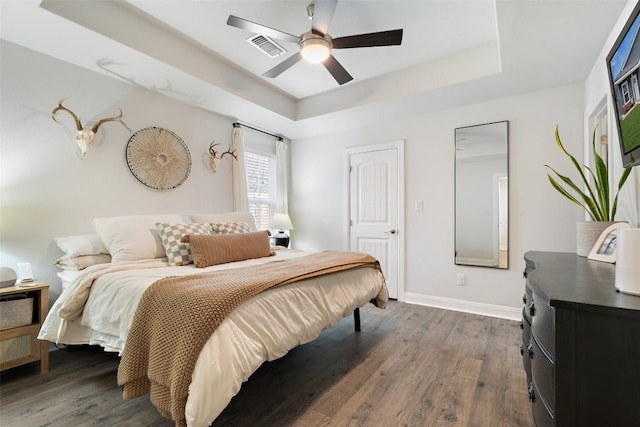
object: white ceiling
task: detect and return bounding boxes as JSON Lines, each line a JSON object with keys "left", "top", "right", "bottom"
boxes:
{"left": 128, "top": 0, "right": 499, "bottom": 99}
{"left": 0, "top": 0, "right": 628, "bottom": 139}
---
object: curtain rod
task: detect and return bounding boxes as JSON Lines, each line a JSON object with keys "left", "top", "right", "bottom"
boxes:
{"left": 233, "top": 122, "right": 283, "bottom": 141}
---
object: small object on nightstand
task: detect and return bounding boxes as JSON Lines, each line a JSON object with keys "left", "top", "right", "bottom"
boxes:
{"left": 269, "top": 213, "right": 294, "bottom": 247}
{"left": 16, "top": 262, "right": 34, "bottom": 284}
{"left": 0, "top": 267, "right": 17, "bottom": 288}
{"left": 16, "top": 281, "right": 38, "bottom": 287}
{"left": 273, "top": 231, "right": 290, "bottom": 247}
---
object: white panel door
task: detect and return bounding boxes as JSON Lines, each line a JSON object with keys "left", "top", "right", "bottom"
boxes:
{"left": 349, "top": 146, "right": 401, "bottom": 299}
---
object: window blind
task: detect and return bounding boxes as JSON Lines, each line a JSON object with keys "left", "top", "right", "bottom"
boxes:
{"left": 245, "top": 151, "right": 275, "bottom": 230}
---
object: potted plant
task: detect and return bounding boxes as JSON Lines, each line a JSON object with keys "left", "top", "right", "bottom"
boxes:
{"left": 546, "top": 125, "right": 632, "bottom": 256}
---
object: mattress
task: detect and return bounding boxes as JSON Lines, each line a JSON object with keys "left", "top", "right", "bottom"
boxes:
{"left": 39, "top": 249, "right": 387, "bottom": 426}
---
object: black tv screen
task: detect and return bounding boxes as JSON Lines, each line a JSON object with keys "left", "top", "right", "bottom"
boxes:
{"left": 606, "top": 1, "right": 640, "bottom": 168}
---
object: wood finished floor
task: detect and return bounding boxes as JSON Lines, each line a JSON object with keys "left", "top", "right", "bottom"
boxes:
{"left": 0, "top": 301, "right": 531, "bottom": 427}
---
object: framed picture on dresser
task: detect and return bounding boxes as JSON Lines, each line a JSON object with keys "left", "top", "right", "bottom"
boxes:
{"left": 588, "top": 222, "right": 631, "bottom": 263}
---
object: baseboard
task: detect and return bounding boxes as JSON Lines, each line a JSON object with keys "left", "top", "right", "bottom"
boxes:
{"left": 404, "top": 293, "right": 521, "bottom": 321}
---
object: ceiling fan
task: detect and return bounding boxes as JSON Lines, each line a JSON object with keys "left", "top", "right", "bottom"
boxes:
{"left": 227, "top": 0, "right": 403, "bottom": 85}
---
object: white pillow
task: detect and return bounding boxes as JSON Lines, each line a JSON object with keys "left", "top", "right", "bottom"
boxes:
{"left": 189, "top": 212, "right": 258, "bottom": 232}
{"left": 55, "top": 254, "right": 112, "bottom": 271}
{"left": 54, "top": 234, "right": 108, "bottom": 258}
{"left": 92, "top": 214, "right": 183, "bottom": 262}
{"left": 57, "top": 270, "right": 83, "bottom": 290}
{"left": 211, "top": 221, "right": 252, "bottom": 234}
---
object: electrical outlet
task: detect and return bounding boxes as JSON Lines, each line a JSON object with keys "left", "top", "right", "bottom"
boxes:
{"left": 457, "top": 273, "right": 466, "bottom": 286}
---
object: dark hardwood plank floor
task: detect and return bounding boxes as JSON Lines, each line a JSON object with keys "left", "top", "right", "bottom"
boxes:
{"left": 0, "top": 301, "right": 531, "bottom": 426}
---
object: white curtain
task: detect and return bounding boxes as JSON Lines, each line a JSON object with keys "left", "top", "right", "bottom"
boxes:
{"left": 275, "top": 139, "right": 289, "bottom": 214}
{"left": 231, "top": 125, "right": 249, "bottom": 212}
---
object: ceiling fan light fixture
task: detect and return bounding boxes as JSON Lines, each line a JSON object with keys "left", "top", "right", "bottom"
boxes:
{"left": 227, "top": 3, "right": 403, "bottom": 85}
{"left": 299, "top": 32, "right": 332, "bottom": 63}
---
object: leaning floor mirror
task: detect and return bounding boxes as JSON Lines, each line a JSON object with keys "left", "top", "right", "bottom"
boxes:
{"left": 455, "top": 121, "right": 509, "bottom": 269}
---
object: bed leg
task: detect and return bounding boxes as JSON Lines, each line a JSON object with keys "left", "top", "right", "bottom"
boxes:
{"left": 354, "top": 308, "right": 361, "bottom": 332}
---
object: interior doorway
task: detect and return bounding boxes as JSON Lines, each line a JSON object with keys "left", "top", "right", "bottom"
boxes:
{"left": 348, "top": 140, "right": 404, "bottom": 300}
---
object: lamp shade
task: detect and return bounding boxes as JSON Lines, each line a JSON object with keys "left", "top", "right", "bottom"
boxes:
{"left": 270, "top": 213, "right": 294, "bottom": 230}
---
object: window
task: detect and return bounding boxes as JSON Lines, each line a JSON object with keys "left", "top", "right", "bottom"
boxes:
{"left": 622, "top": 81, "right": 631, "bottom": 104}
{"left": 245, "top": 151, "right": 276, "bottom": 230}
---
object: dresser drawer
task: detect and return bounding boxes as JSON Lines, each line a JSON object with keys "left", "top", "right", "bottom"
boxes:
{"left": 531, "top": 335, "right": 554, "bottom": 416}
{"left": 530, "top": 291, "right": 554, "bottom": 358}
{"left": 531, "top": 380, "right": 554, "bottom": 427}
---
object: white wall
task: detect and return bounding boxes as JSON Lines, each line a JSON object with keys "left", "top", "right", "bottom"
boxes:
{"left": 0, "top": 41, "right": 237, "bottom": 302}
{"left": 290, "top": 83, "right": 586, "bottom": 315}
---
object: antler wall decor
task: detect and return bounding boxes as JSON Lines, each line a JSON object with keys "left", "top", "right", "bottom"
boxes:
{"left": 208, "top": 141, "right": 237, "bottom": 172}
{"left": 52, "top": 99, "right": 131, "bottom": 159}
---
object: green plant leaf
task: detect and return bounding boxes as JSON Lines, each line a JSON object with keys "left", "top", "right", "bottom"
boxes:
{"left": 547, "top": 175, "right": 597, "bottom": 220}
{"left": 548, "top": 125, "right": 635, "bottom": 222}
{"left": 584, "top": 163, "right": 607, "bottom": 220}
{"left": 591, "top": 130, "right": 610, "bottom": 220}
{"left": 611, "top": 166, "right": 633, "bottom": 220}
{"left": 554, "top": 126, "right": 603, "bottom": 218}
{"left": 545, "top": 165, "right": 602, "bottom": 220}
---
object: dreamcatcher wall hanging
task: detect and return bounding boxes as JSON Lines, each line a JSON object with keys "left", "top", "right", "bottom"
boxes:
{"left": 126, "top": 127, "right": 191, "bottom": 190}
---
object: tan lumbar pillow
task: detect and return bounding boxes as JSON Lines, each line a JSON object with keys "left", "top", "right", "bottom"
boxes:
{"left": 181, "top": 231, "right": 274, "bottom": 268}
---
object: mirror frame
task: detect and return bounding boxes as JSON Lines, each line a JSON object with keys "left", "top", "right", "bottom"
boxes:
{"left": 454, "top": 120, "right": 509, "bottom": 269}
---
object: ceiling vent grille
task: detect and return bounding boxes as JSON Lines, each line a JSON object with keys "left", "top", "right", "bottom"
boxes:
{"left": 247, "top": 34, "right": 287, "bottom": 58}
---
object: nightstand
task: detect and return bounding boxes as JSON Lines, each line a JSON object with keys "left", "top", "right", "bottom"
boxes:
{"left": 0, "top": 281, "right": 49, "bottom": 374}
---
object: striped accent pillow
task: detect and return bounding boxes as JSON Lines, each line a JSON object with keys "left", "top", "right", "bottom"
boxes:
{"left": 182, "top": 231, "right": 274, "bottom": 268}
{"left": 211, "top": 221, "right": 251, "bottom": 234}
{"left": 156, "top": 223, "right": 213, "bottom": 266}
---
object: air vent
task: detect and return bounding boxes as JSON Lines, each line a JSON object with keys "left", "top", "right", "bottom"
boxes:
{"left": 247, "top": 34, "right": 287, "bottom": 58}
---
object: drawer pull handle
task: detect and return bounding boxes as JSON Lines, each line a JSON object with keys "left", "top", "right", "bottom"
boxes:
{"left": 522, "top": 294, "right": 527, "bottom": 304}
{"left": 520, "top": 345, "right": 524, "bottom": 356}
{"left": 528, "top": 382, "right": 535, "bottom": 402}
{"left": 527, "top": 342, "right": 534, "bottom": 358}
{"left": 529, "top": 302, "right": 535, "bottom": 316}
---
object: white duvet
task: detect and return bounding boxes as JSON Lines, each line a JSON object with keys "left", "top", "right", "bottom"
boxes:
{"left": 39, "top": 249, "right": 387, "bottom": 426}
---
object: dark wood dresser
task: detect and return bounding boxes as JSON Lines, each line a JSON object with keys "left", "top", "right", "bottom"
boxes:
{"left": 521, "top": 251, "right": 640, "bottom": 427}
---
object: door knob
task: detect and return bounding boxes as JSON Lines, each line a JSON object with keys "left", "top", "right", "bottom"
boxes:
{"left": 385, "top": 229, "right": 397, "bottom": 234}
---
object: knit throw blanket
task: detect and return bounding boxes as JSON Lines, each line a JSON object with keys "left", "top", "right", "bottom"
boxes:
{"left": 116, "top": 250, "right": 385, "bottom": 426}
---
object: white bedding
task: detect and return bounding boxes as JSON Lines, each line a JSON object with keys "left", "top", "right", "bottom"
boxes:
{"left": 39, "top": 249, "right": 387, "bottom": 426}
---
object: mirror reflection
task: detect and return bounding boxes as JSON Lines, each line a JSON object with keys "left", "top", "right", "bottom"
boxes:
{"left": 455, "top": 121, "right": 509, "bottom": 269}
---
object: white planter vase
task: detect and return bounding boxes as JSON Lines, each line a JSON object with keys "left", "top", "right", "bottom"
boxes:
{"left": 576, "top": 221, "right": 614, "bottom": 257}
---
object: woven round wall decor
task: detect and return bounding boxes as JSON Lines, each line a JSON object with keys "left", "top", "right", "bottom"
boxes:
{"left": 126, "top": 127, "right": 191, "bottom": 191}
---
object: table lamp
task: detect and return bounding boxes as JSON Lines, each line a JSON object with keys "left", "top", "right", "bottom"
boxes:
{"left": 270, "top": 213, "right": 294, "bottom": 247}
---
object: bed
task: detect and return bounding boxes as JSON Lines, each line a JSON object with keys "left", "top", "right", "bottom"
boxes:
{"left": 38, "top": 212, "right": 388, "bottom": 427}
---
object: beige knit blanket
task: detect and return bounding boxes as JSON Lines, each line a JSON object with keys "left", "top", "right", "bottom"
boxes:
{"left": 116, "top": 250, "right": 385, "bottom": 426}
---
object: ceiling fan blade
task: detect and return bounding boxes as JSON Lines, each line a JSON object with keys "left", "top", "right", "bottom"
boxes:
{"left": 227, "top": 15, "right": 300, "bottom": 44}
{"left": 323, "top": 54, "right": 353, "bottom": 85}
{"left": 332, "top": 29, "right": 403, "bottom": 49}
{"left": 311, "top": 0, "right": 338, "bottom": 36}
{"left": 262, "top": 53, "right": 303, "bottom": 78}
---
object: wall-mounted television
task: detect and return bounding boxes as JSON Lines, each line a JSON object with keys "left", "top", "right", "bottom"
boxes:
{"left": 606, "top": 1, "right": 640, "bottom": 168}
